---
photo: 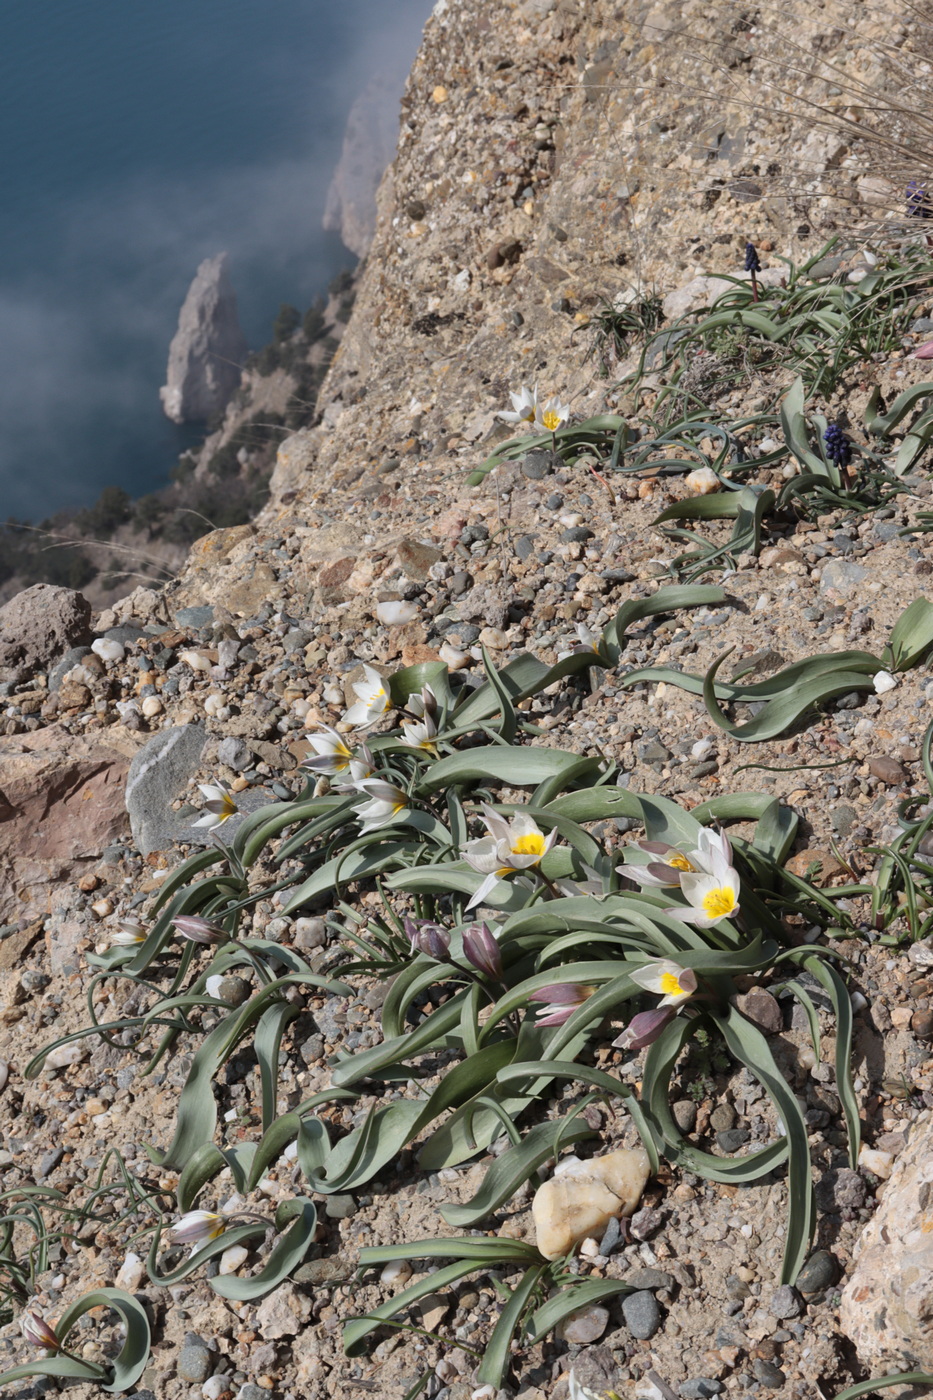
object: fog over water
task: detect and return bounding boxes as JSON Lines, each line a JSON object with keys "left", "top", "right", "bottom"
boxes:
{"left": 0, "top": 0, "right": 431, "bottom": 522}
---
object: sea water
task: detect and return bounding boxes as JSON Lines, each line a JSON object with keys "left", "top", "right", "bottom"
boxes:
{"left": 0, "top": 0, "right": 430, "bottom": 522}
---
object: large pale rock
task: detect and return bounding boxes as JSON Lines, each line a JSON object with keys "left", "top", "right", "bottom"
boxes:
{"left": 0, "top": 585, "right": 92, "bottom": 683}
{"left": 125, "top": 724, "right": 207, "bottom": 856}
{"left": 159, "top": 253, "right": 247, "bottom": 423}
{"left": 661, "top": 267, "right": 785, "bottom": 320}
{"left": 0, "top": 723, "right": 143, "bottom": 922}
{"left": 532, "top": 1149, "right": 651, "bottom": 1260}
{"left": 840, "top": 1112, "right": 933, "bottom": 1381}
{"left": 323, "top": 72, "right": 405, "bottom": 257}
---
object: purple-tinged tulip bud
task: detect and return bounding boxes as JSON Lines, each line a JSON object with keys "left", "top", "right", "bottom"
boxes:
{"left": 403, "top": 917, "right": 450, "bottom": 960}
{"left": 528, "top": 982, "right": 595, "bottom": 1026}
{"left": 172, "top": 914, "right": 228, "bottom": 945}
{"left": 462, "top": 922, "right": 503, "bottom": 979}
{"left": 20, "top": 1310, "right": 61, "bottom": 1351}
{"left": 612, "top": 1007, "right": 676, "bottom": 1052}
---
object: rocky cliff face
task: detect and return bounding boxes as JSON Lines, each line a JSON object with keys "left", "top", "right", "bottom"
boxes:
{"left": 160, "top": 251, "right": 248, "bottom": 424}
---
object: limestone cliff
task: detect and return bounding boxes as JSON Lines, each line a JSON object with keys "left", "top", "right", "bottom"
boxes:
{"left": 160, "top": 252, "right": 248, "bottom": 424}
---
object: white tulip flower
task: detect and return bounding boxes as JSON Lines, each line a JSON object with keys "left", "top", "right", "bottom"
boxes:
{"left": 499, "top": 383, "right": 538, "bottom": 425}
{"left": 192, "top": 782, "right": 238, "bottom": 831}
{"left": 342, "top": 665, "right": 391, "bottom": 728}
{"left": 462, "top": 805, "right": 558, "bottom": 909}
{"left": 629, "top": 957, "right": 698, "bottom": 1007}
{"left": 352, "top": 779, "right": 411, "bottom": 833}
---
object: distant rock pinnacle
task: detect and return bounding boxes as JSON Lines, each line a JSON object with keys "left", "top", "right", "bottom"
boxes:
{"left": 159, "top": 253, "right": 248, "bottom": 424}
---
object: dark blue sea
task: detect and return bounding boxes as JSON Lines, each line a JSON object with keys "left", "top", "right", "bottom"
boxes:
{"left": 0, "top": 0, "right": 430, "bottom": 522}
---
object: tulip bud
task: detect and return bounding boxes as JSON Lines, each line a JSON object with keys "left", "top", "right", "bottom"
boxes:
{"left": 20, "top": 1310, "right": 60, "bottom": 1351}
{"left": 172, "top": 915, "right": 228, "bottom": 945}
{"left": 612, "top": 1007, "right": 676, "bottom": 1052}
{"left": 462, "top": 922, "right": 503, "bottom": 979}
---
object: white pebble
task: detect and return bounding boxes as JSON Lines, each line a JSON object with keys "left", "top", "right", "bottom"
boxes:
{"left": 691, "top": 737, "right": 715, "bottom": 760}
{"left": 205, "top": 975, "right": 225, "bottom": 1000}
{"left": 91, "top": 638, "right": 125, "bottom": 663}
{"left": 375, "top": 600, "right": 419, "bottom": 626}
{"left": 203, "top": 692, "right": 227, "bottom": 717}
{"left": 755, "top": 593, "right": 772, "bottom": 612}
{"left": 220, "top": 1193, "right": 246, "bottom": 1215}
{"left": 439, "top": 642, "right": 471, "bottom": 670}
{"left": 0, "top": 1062, "right": 9, "bottom": 1092}
{"left": 850, "top": 990, "right": 868, "bottom": 1012}
{"left": 873, "top": 670, "right": 897, "bottom": 695}
{"left": 141, "top": 696, "right": 163, "bottom": 718}
{"left": 179, "top": 650, "right": 212, "bottom": 673}
{"left": 322, "top": 684, "right": 344, "bottom": 706}
{"left": 218, "top": 1244, "right": 249, "bottom": 1275}
{"left": 685, "top": 466, "right": 720, "bottom": 495}
{"left": 559, "top": 512, "right": 583, "bottom": 528}
{"left": 291, "top": 697, "right": 311, "bottom": 717}
{"left": 858, "top": 1144, "right": 894, "bottom": 1179}
{"left": 579, "top": 1237, "right": 601, "bottom": 1258}
{"left": 46, "top": 1042, "right": 89, "bottom": 1069}
{"left": 759, "top": 437, "right": 777, "bottom": 453}
{"left": 202, "top": 1377, "right": 229, "bottom": 1400}
{"left": 380, "top": 1259, "right": 412, "bottom": 1285}
{"left": 781, "top": 461, "right": 799, "bottom": 479}
{"left": 115, "top": 1252, "right": 144, "bottom": 1292}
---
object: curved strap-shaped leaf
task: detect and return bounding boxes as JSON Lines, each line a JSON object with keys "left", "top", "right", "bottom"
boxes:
{"left": 832, "top": 1374, "right": 933, "bottom": 1398}
{"left": 865, "top": 381, "right": 933, "bottom": 437}
{"left": 58, "top": 1288, "right": 152, "bottom": 1394}
{"left": 359, "top": 1239, "right": 542, "bottom": 1266}
{"left": 344, "top": 1258, "right": 484, "bottom": 1354}
{"left": 701, "top": 651, "right": 877, "bottom": 742}
{"left": 440, "top": 1114, "right": 595, "bottom": 1227}
{"left": 642, "top": 1014, "right": 788, "bottom": 1184}
{"left": 496, "top": 1059, "right": 660, "bottom": 1173}
{"left": 209, "top": 1196, "right": 317, "bottom": 1301}
{"left": 151, "top": 973, "right": 349, "bottom": 1169}
{"left": 712, "top": 1006, "right": 814, "bottom": 1284}
{"left": 477, "top": 1264, "right": 547, "bottom": 1387}
{"left": 526, "top": 1279, "right": 633, "bottom": 1346}
{"left": 147, "top": 1217, "right": 265, "bottom": 1287}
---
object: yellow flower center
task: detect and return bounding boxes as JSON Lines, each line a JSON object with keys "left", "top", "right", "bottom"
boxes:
{"left": 659, "top": 971, "right": 686, "bottom": 997}
{"left": 512, "top": 832, "right": 547, "bottom": 859}
{"left": 542, "top": 410, "right": 562, "bottom": 432}
{"left": 667, "top": 852, "right": 695, "bottom": 872}
{"left": 702, "top": 886, "right": 737, "bottom": 920}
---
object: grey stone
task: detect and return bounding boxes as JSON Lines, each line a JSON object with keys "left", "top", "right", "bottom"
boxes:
{"left": 522, "top": 450, "right": 555, "bottom": 480}
{"left": 629, "top": 1207, "right": 664, "bottom": 1240}
{"left": 912, "top": 317, "right": 933, "bottom": 333}
{"left": 160, "top": 253, "right": 247, "bottom": 423}
{"left": 734, "top": 989, "right": 783, "bottom": 1035}
{"left": 621, "top": 1289, "right": 661, "bottom": 1339}
{"left": 637, "top": 740, "right": 672, "bottom": 765}
{"left": 874, "top": 522, "right": 900, "bottom": 543}
{"left": 568, "top": 1345, "right": 619, "bottom": 1396}
{"left": 103, "top": 624, "right": 147, "bottom": 646}
{"left": 515, "top": 535, "right": 537, "bottom": 561}
{"left": 819, "top": 560, "right": 868, "bottom": 595}
{"left": 623, "top": 1267, "right": 674, "bottom": 1292}
{"left": 768, "top": 1285, "right": 802, "bottom": 1319}
{"left": 795, "top": 1250, "right": 838, "bottom": 1295}
{"left": 236, "top": 1386, "right": 269, "bottom": 1400}
{"left": 324, "top": 1194, "right": 357, "bottom": 1219}
{"left": 175, "top": 606, "right": 215, "bottom": 630}
{"left": 216, "top": 737, "right": 252, "bottom": 772}
{"left": 0, "top": 584, "right": 92, "bottom": 682}
{"left": 709, "top": 1104, "right": 736, "bottom": 1132}
{"left": 831, "top": 804, "right": 858, "bottom": 838}
{"left": 752, "top": 1358, "right": 786, "bottom": 1388}
{"left": 38, "top": 1148, "right": 64, "bottom": 1178}
{"left": 815, "top": 1166, "right": 867, "bottom": 1213}
{"left": 216, "top": 976, "right": 252, "bottom": 1007}
{"left": 679, "top": 1381, "right": 722, "bottom": 1398}
{"left": 177, "top": 1343, "right": 211, "bottom": 1383}
{"left": 716, "top": 1128, "right": 750, "bottom": 1153}
{"left": 672, "top": 1099, "right": 698, "bottom": 1133}
{"left": 49, "top": 645, "right": 93, "bottom": 691}
{"left": 561, "top": 525, "right": 595, "bottom": 543}
{"left": 125, "top": 723, "right": 207, "bottom": 856}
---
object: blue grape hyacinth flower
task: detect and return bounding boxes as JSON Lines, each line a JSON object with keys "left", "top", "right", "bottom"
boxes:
{"left": 744, "top": 241, "right": 761, "bottom": 273}
{"left": 824, "top": 423, "right": 851, "bottom": 468}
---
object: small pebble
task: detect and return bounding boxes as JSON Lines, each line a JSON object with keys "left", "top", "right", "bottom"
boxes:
{"left": 558, "top": 1303, "right": 609, "bottom": 1344}
{"left": 768, "top": 1285, "right": 802, "bottom": 1319}
{"left": 621, "top": 1289, "right": 662, "bottom": 1339}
